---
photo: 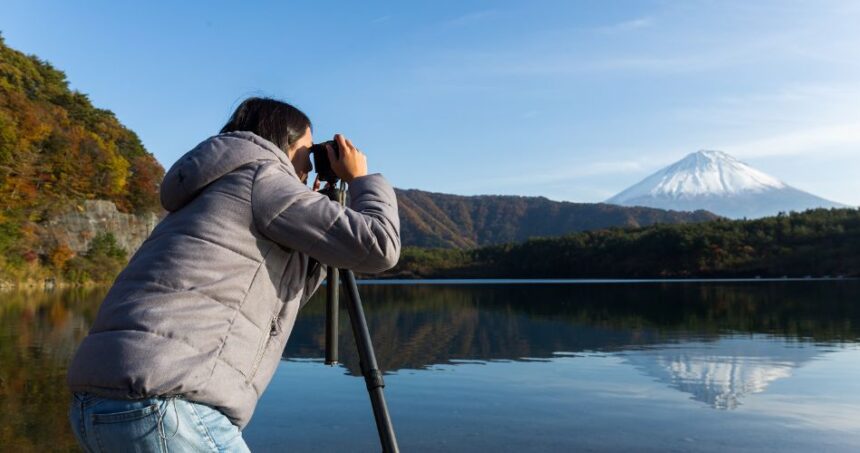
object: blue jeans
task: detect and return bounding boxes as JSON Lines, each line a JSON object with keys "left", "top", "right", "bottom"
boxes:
{"left": 68, "top": 392, "right": 251, "bottom": 452}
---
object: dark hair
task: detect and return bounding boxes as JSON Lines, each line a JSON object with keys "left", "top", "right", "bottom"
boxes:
{"left": 220, "top": 97, "right": 311, "bottom": 152}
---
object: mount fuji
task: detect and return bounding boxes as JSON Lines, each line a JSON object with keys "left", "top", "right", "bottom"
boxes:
{"left": 606, "top": 150, "right": 846, "bottom": 219}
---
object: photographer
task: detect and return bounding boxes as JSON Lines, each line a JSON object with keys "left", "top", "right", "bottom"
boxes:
{"left": 66, "top": 97, "right": 401, "bottom": 452}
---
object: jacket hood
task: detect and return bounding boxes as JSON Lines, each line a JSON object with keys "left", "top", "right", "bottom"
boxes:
{"left": 160, "top": 131, "right": 294, "bottom": 212}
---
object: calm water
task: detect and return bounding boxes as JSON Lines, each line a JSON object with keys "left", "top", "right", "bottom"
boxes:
{"left": 2, "top": 281, "right": 860, "bottom": 452}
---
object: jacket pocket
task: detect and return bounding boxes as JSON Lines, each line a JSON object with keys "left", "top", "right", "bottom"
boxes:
{"left": 247, "top": 315, "right": 279, "bottom": 383}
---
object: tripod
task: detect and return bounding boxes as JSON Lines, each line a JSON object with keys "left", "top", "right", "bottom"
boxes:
{"left": 321, "top": 184, "right": 400, "bottom": 453}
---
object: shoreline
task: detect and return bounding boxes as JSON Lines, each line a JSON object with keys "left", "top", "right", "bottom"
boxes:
{"left": 3, "top": 275, "right": 856, "bottom": 293}
{"left": 0, "top": 278, "right": 105, "bottom": 292}
{"left": 358, "top": 276, "right": 858, "bottom": 285}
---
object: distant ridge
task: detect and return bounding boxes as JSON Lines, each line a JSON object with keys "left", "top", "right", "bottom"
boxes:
{"left": 395, "top": 188, "right": 719, "bottom": 248}
{"left": 607, "top": 150, "right": 845, "bottom": 218}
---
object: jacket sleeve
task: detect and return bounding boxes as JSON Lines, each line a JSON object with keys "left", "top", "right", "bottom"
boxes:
{"left": 251, "top": 161, "right": 401, "bottom": 274}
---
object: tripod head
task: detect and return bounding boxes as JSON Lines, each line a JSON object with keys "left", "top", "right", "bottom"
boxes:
{"left": 318, "top": 180, "right": 346, "bottom": 205}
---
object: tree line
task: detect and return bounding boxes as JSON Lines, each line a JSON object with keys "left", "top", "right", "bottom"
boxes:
{"left": 384, "top": 208, "right": 860, "bottom": 279}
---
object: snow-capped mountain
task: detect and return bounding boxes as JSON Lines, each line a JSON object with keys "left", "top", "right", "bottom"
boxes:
{"left": 606, "top": 150, "right": 845, "bottom": 218}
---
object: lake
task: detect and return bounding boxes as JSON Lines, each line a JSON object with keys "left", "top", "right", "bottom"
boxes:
{"left": 2, "top": 281, "right": 859, "bottom": 452}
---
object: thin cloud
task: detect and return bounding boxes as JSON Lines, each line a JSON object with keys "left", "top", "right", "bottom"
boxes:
{"left": 416, "top": 3, "right": 859, "bottom": 82}
{"left": 416, "top": 30, "right": 799, "bottom": 80}
{"left": 715, "top": 84, "right": 859, "bottom": 106}
{"left": 443, "top": 10, "right": 499, "bottom": 27}
{"left": 675, "top": 83, "right": 860, "bottom": 159}
{"left": 726, "top": 122, "right": 860, "bottom": 159}
{"left": 596, "top": 16, "right": 655, "bottom": 34}
{"left": 666, "top": 83, "right": 860, "bottom": 131}
{"left": 477, "top": 158, "right": 648, "bottom": 189}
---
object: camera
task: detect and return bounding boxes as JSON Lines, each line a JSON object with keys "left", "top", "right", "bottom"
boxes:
{"left": 310, "top": 140, "right": 341, "bottom": 184}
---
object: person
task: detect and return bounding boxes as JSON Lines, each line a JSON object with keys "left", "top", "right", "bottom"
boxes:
{"left": 66, "top": 97, "right": 401, "bottom": 452}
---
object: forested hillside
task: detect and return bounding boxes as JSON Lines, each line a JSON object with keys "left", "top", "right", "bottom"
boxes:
{"left": 388, "top": 208, "right": 860, "bottom": 278}
{"left": 396, "top": 188, "right": 719, "bottom": 248}
{"left": 0, "top": 34, "right": 164, "bottom": 285}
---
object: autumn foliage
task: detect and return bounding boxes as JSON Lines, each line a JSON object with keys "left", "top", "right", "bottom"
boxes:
{"left": 0, "top": 33, "right": 164, "bottom": 283}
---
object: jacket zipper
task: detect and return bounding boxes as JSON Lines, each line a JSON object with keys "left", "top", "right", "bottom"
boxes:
{"left": 248, "top": 315, "right": 279, "bottom": 382}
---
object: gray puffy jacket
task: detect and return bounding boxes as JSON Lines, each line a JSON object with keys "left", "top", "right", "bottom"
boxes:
{"left": 66, "top": 131, "right": 400, "bottom": 429}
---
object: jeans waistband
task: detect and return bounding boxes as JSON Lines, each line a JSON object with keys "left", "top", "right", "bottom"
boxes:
{"left": 71, "top": 391, "right": 166, "bottom": 409}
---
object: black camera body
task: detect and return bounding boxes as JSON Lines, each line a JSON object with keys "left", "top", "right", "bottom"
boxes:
{"left": 310, "top": 140, "right": 341, "bottom": 184}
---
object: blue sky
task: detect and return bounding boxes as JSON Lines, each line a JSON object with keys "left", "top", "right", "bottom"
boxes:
{"left": 2, "top": 0, "right": 859, "bottom": 205}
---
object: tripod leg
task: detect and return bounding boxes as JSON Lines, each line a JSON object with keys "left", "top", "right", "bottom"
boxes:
{"left": 325, "top": 266, "right": 339, "bottom": 365}
{"left": 341, "top": 270, "right": 400, "bottom": 453}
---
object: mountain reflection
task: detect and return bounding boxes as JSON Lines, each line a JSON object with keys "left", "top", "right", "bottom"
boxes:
{"left": 287, "top": 282, "right": 860, "bottom": 411}
{"left": 287, "top": 282, "right": 860, "bottom": 372}
{"left": 622, "top": 336, "right": 822, "bottom": 409}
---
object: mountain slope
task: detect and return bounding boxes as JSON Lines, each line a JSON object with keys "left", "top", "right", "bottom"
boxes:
{"left": 396, "top": 188, "right": 719, "bottom": 248}
{"left": 607, "top": 150, "right": 844, "bottom": 218}
{"left": 0, "top": 34, "right": 164, "bottom": 283}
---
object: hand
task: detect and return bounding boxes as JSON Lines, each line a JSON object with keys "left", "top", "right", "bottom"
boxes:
{"left": 328, "top": 134, "right": 368, "bottom": 183}
{"left": 311, "top": 175, "right": 332, "bottom": 193}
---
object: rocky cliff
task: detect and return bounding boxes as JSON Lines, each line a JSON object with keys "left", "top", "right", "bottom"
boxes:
{"left": 42, "top": 200, "right": 161, "bottom": 255}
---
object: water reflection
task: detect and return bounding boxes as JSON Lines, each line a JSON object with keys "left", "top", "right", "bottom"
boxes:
{"left": 1, "top": 281, "right": 859, "bottom": 451}
{"left": 622, "top": 336, "right": 822, "bottom": 409}
{"left": 0, "top": 288, "right": 107, "bottom": 452}
{"left": 283, "top": 282, "right": 860, "bottom": 420}
{"left": 288, "top": 282, "right": 860, "bottom": 372}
